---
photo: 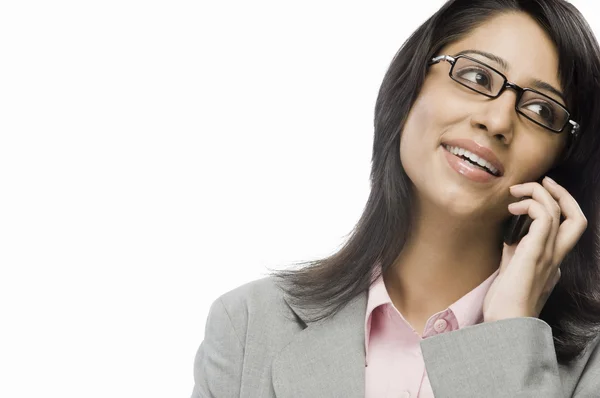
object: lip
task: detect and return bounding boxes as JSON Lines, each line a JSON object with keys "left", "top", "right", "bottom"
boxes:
{"left": 440, "top": 138, "right": 504, "bottom": 176}
{"left": 442, "top": 146, "right": 498, "bottom": 183}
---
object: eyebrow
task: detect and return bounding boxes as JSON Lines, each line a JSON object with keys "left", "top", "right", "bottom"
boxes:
{"left": 454, "top": 49, "right": 566, "bottom": 103}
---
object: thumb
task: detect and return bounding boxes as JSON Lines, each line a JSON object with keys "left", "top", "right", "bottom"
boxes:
{"left": 500, "top": 242, "right": 517, "bottom": 273}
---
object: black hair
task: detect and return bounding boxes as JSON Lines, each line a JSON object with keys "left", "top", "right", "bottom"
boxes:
{"left": 268, "top": 0, "right": 600, "bottom": 366}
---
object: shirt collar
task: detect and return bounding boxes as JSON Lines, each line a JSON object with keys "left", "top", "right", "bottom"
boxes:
{"left": 365, "top": 263, "right": 500, "bottom": 355}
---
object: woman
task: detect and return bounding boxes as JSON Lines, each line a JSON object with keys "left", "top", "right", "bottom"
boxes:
{"left": 193, "top": 0, "right": 600, "bottom": 396}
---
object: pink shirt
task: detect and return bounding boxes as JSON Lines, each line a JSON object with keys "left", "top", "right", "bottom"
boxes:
{"left": 365, "top": 267, "right": 500, "bottom": 398}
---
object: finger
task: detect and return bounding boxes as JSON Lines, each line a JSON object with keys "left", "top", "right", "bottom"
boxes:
{"left": 507, "top": 198, "right": 554, "bottom": 255}
{"left": 541, "top": 177, "right": 588, "bottom": 259}
{"left": 510, "top": 182, "right": 561, "bottom": 256}
{"left": 497, "top": 241, "right": 517, "bottom": 277}
{"left": 510, "top": 182, "right": 561, "bottom": 223}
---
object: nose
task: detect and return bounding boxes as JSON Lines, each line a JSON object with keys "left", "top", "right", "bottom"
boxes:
{"left": 469, "top": 89, "right": 518, "bottom": 145}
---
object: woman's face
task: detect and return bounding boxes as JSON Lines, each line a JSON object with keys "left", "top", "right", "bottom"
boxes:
{"left": 400, "top": 12, "right": 569, "bottom": 222}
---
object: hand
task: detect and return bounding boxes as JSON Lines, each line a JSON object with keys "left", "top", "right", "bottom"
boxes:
{"left": 483, "top": 177, "right": 587, "bottom": 323}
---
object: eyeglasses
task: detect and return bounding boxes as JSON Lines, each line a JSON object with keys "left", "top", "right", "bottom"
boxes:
{"left": 428, "top": 54, "right": 580, "bottom": 137}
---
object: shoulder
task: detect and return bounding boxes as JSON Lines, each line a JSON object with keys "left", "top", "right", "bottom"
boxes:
{"left": 216, "top": 275, "right": 285, "bottom": 314}
{"left": 206, "top": 276, "right": 300, "bottom": 346}
{"left": 563, "top": 330, "right": 600, "bottom": 395}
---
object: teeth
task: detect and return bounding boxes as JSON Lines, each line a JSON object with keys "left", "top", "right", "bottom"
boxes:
{"left": 444, "top": 145, "right": 499, "bottom": 176}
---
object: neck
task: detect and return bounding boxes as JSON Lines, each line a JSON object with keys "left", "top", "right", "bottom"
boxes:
{"left": 384, "top": 200, "right": 504, "bottom": 320}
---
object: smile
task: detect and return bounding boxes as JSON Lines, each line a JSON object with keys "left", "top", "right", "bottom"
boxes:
{"left": 442, "top": 144, "right": 500, "bottom": 176}
{"left": 441, "top": 144, "right": 502, "bottom": 183}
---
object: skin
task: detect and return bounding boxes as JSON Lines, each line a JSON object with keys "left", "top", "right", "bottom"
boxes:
{"left": 383, "top": 12, "right": 586, "bottom": 335}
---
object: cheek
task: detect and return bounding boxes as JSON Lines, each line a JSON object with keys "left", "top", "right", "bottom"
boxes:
{"left": 400, "top": 89, "right": 464, "bottom": 157}
{"left": 400, "top": 94, "right": 439, "bottom": 149}
{"left": 512, "top": 137, "right": 563, "bottom": 182}
{"left": 408, "top": 93, "right": 437, "bottom": 126}
{"left": 400, "top": 109, "right": 428, "bottom": 170}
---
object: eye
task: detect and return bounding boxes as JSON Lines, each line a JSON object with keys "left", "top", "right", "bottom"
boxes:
{"left": 522, "top": 101, "right": 556, "bottom": 124}
{"left": 456, "top": 68, "right": 492, "bottom": 89}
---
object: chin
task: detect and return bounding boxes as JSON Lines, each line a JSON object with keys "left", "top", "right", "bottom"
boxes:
{"left": 423, "top": 182, "right": 490, "bottom": 217}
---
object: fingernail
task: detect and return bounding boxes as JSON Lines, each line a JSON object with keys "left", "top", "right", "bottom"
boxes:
{"left": 545, "top": 176, "right": 557, "bottom": 185}
{"left": 509, "top": 184, "right": 521, "bottom": 190}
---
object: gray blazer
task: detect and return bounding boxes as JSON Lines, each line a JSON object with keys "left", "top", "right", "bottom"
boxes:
{"left": 192, "top": 276, "right": 600, "bottom": 397}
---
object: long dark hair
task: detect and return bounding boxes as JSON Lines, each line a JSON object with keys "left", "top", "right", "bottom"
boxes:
{"left": 267, "top": 0, "right": 600, "bottom": 366}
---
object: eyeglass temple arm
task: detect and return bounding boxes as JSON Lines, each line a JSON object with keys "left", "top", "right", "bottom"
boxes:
{"left": 568, "top": 120, "right": 580, "bottom": 138}
{"left": 428, "top": 55, "right": 456, "bottom": 65}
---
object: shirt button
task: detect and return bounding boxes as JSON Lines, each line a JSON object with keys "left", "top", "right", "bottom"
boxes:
{"left": 399, "top": 391, "right": 410, "bottom": 398}
{"left": 433, "top": 318, "right": 448, "bottom": 333}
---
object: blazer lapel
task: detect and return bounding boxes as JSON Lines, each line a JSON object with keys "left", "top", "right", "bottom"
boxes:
{"left": 272, "top": 290, "right": 367, "bottom": 398}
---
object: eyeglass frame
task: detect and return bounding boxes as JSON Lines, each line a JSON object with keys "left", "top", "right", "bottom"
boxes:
{"left": 428, "top": 54, "right": 580, "bottom": 138}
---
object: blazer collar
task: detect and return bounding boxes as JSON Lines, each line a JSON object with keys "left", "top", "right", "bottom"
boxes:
{"left": 272, "top": 290, "right": 368, "bottom": 398}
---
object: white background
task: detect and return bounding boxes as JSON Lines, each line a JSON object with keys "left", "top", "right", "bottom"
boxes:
{"left": 1, "top": 1, "right": 598, "bottom": 397}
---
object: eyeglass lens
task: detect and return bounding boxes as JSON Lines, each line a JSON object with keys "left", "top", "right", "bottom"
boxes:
{"left": 450, "top": 57, "right": 568, "bottom": 131}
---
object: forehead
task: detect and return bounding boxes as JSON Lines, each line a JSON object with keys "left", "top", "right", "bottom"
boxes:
{"left": 441, "top": 12, "right": 561, "bottom": 90}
